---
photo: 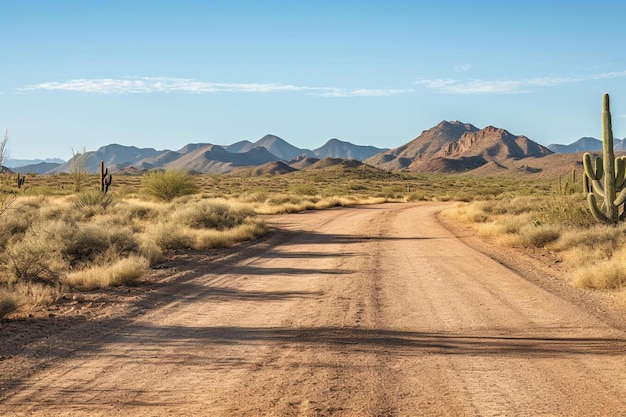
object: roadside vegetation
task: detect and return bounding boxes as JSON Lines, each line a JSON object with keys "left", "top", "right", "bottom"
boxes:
{"left": 442, "top": 176, "right": 626, "bottom": 304}
{"left": 0, "top": 160, "right": 614, "bottom": 317}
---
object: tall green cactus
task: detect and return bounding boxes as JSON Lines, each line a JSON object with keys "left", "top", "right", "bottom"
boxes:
{"left": 583, "top": 93, "right": 626, "bottom": 223}
{"left": 100, "top": 160, "right": 112, "bottom": 194}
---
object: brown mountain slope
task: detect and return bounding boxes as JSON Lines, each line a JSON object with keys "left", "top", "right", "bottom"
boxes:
{"left": 305, "top": 158, "right": 364, "bottom": 170}
{"left": 408, "top": 125, "right": 553, "bottom": 173}
{"left": 163, "top": 144, "right": 278, "bottom": 174}
{"left": 435, "top": 126, "right": 552, "bottom": 161}
{"left": 365, "top": 121, "right": 479, "bottom": 170}
{"left": 228, "top": 161, "right": 298, "bottom": 177}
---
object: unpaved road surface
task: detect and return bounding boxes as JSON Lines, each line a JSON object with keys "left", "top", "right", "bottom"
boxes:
{"left": 2, "top": 202, "right": 626, "bottom": 416}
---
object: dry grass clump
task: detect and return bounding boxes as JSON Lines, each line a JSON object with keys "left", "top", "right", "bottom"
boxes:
{"left": 516, "top": 224, "right": 562, "bottom": 248}
{"left": 443, "top": 203, "right": 489, "bottom": 223}
{"left": 170, "top": 200, "right": 255, "bottom": 230}
{"left": 572, "top": 256, "right": 626, "bottom": 290}
{"left": 64, "top": 256, "right": 149, "bottom": 290}
{"left": 194, "top": 219, "right": 267, "bottom": 250}
{"left": 552, "top": 226, "right": 622, "bottom": 253}
{"left": 147, "top": 198, "right": 264, "bottom": 251}
{"left": 147, "top": 222, "right": 194, "bottom": 250}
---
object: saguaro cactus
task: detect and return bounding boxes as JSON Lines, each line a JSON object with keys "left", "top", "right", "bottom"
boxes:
{"left": 583, "top": 93, "right": 626, "bottom": 223}
{"left": 100, "top": 160, "right": 112, "bottom": 194}
{"left": 16, "top": 173, "right": 25, "bottom": 189}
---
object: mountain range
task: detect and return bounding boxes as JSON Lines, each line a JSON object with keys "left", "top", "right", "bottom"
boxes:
{"left": 10, "top": 123, "right": 616, "bottom": 176}
{"left": 14, "top": 135, "right": 387, "bottom": 175}
{"left": 547, "top": 136, "right": 626, "bottom": 153}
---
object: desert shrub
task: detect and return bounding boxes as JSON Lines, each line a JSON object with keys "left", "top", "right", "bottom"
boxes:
{"left": 347, "top": 181, "right": 367, "bottom": 191}
{"left": 139, "top": 238, "right": 163, "bottom": 266}
{"left": 171, "top": 200, "right": 255, "bottom": 230}
{"left": 110, "top": 199, "right": 161, "bottom": 223}
{"left": 106, "top": 226, "right": 141, "bottom": 256}
{"left": 533, "top": 194, "right": 595, "bottom": 228}
{"left": 148, "top": 223, "right": 194, "bottom": 250}
{"left": 551, "top": 226, "right": 622, "bottom": 253}
{"left": 73, "top": 190, "right": 115, "bottom": 210}
{"left": 64, "top": 255, "right": 149, "bottom": 290}
{"left": 441, "top": 203, "right": 489, "bottom": 223}
{"left": 517, "top": 224, "right": 562, "bottom": 248}
{"left": 265, "top": 194, "right": 304, "bottom": 205}
{"left": 0, "top": 290, "right": 18, "bottom": 317}
{"left": 61, "top": 224, "right": 110, "bottom": 267}
{"left": 194, "top": 219, "right": 267, "bottom": 249}
{"left": 572, "top": 257, "right": 626, "bottom": 290}
{"left": 406, "top": 191, "right": 429, "bottom": 202}
{"left": 288, "top": 183, "right": 318, "bottom": 196}
{"left": 5, "top": 220, "right": 69, "bottom": 282}
{"left": 141, "top": 170, "right": 198, "bottom": 202}
{"left": 240, "top": 192, "right": 269, "bottom": 203}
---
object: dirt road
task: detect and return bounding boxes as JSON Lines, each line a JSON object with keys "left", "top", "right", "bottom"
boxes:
{"left": 2, "top": 202, "right": 626, "bottom": 416}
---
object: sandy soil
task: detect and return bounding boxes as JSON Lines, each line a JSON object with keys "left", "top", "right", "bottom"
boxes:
{"left": 2, "top": 202, "right": 626, "bottom": 416}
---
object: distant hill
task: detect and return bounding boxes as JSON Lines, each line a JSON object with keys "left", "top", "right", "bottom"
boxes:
{"left": 305, "top": 158, "right": 364, "bottom": 170}
{"left": 51, "top": 144, "right": 162, "bottom": 173}
{"left": 161, "top": 144, "right": 279, "bottom": 174}
{"left": 228, "top": 161, "right": 298, "bottom": 177}
{"left": 547, "top": 137, "right": 602, "bottom": 153}
{"left": 547, "top": 136, "right": 626, "bottom": 153}
{"left": 13, "top": 162, "right": 62, "bottom": 174}
{"left": 312, "top": 138, "right": 386, "bottom": 160}
{"left": 235, "top": 134, "right": 312, "bottom": 160}
{"left": 224, "top": 140, "right": 253, "bottom": 153}
{"left": 366, "top": 121, "right": 552, "bottom": 173}
{"left": 288, "top": 156, "right": 320, "bottom": 170}
{"left": 365, "top": 121, "right": 479, "bottom": 170}
{"left": 5, "top": 158, "right": 65, "bottom": 168}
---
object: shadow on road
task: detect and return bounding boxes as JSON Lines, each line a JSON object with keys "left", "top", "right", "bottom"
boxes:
{"left": 116, "top": 324, "right": 626, "bottom": 358}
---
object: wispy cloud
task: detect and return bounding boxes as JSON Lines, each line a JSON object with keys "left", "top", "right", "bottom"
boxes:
{"left": 454, "top": 64, "right": 471, "bottom": 73}
{"left": 19, "top": 77, "right": 412, "bottom": 98}
{"left": 317, "top": 88, "right": 415, "bottom": 98}
{"left": 416, "top": 70, "right": 626, "bottom": 94}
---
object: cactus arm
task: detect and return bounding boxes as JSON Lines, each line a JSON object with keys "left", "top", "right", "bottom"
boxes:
{"left": 588, "top": 193, "right": 610, "bottom": 223}
{"left": 614, "top": 187, "right": 626, "bottom": 206}
{"left": 590, "top": 179, "right": 605, "bottom": 198}
{"left": 583, "top": 153, "right": 602, "bottom": 180}
{"left": 583, "top": 153, "right": 605, "bottom": 196}
{"left": 616, "top": 157, "right": 626, "bottom": 189}
{"left": 103, "top": 174, "right": 112, "bottom": 194}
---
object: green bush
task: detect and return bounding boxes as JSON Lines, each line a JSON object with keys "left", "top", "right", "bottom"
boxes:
{"left": 141, "top": 170, "right": 198, "bottom": 202}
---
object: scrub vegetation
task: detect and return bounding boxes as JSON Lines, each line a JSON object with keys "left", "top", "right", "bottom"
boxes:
{"left": 0, "top": 162, "right": 612, "bottom": 317}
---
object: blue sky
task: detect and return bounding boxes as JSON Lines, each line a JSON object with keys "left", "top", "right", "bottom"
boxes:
{"left": 2, "top": 1, "right": 626, "bottom": 160}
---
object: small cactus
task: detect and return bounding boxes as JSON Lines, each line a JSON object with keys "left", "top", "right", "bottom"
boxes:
{"left": 16, "top": 173, "right": 25, "bottom": 189}
{"left": 100, "top": 160, "right": 112, "bottom": 194}
{"left": 583, "top": 93, "right": 626, "bottom": 223}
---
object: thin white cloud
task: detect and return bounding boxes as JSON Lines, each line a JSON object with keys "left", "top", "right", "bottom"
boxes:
{"left": 317, "top": 88, "right": 415, "bottom": 98}
{"left": 19, "top": 77, "right": 412, "bottom": 98}
{"left": 416, "top": 70, "right": 626, "bottom": 94}
{"left": 454, "top": 64, "right": 471, "bottom": 73}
